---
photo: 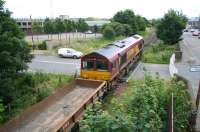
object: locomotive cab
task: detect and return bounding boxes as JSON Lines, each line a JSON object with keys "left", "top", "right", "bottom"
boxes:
{"left": 80, "top": 35, "right": 144, "bottom": 81}
{"left": 81, "top": 53, "right": 112, "bottom": 81}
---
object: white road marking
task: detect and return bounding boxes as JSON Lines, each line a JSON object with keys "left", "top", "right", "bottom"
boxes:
{"left": 33, "top": 60, "right": 81, "bottom": 66}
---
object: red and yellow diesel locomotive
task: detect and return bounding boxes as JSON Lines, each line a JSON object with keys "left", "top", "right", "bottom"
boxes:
{"left": 80, "top": 35, "right": 144, "bottom": 81}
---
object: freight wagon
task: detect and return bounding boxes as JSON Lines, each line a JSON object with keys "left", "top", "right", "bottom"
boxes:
{"left": 0, "top": 35, "right": 144, "bottom": 132}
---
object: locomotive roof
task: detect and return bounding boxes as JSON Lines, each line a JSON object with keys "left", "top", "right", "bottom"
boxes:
{"left": 94, "top": 35, "right": 143, "bottom": 61}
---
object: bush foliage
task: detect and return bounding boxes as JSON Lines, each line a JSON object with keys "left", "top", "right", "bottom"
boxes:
{"left": 156, "top": 10, "right": 187, "bottom": 44}
{"left": 102, "top": 9, "right": 148, "bottom": 39}
{"left": 0, "top": 72, "right": 72, "bottom": 123}
{"left": 102, "top": 26, "right": 116, "bottom": 39}
{"left": 38, "top": 41, "right": 47, "bottom": 50}
{"left": 80, "top": 75, "right": 193, "bottom": 132}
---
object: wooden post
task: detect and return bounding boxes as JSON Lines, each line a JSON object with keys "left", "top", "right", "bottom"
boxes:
{"left": 196, "top": 81, "right": 200, "bottom": 109}
{"left": 167, "top": 93, "right": 173, "bottom": 132}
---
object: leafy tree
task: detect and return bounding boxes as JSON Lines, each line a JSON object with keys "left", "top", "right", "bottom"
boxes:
{"left": 32, "top": 21, "right": 43, "bottom": 41}
{"left": 0, "top": 0, "right": 32, "bottom": 106}
{"left": 54, "top": 18, "right": 65, "bottom": 40}
{"left": 102, "top": 25, "right": 115, "bottom": 39}
{"left": 71, "top": 20, "right": 77, "bottom": 32}
{"left": 156, "top": 10, "right": 187, "bottom": 44}
{"left": 0, "top": 99, "right": 4, "bottom": 123}
{"left": 64, "top": 20, "right": 73, "bottom": 32}
{"left": 122, "top": 24, "right": 133, "bottom": 36}
{"left": 43, "top": 18, "right": 54, "bottom": 39}
{"left": 143, "top": 17, "right": 150, "bottom": 27}
{"left": 113, "top": 9, "right": 138, "bottom": 34}
{"left": 151, "top": 18, "right": 161, "bottom": 27}
{"left": 85, "top": 17, "right": 99, "bottom": 21}
{"left": 77, "top": 19, "right": 89, "bottom": 32}
{"left": 110, "top": 22, "right": 125, "bottom": 36}
{"left": 136, "top": 15, "right": 146, "bottom": 31}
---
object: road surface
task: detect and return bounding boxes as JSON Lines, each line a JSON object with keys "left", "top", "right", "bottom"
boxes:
{"left": 177, "top": 32, "right": 200, "bottom": 99}
{"left": 28, "top": 55, "right": 81, "bottom": 74}
{"left": 176, "top": 32, "right": 200, "bottom": 131}
{"left": 129, "top": 62, "right": 171, "bottom": 80}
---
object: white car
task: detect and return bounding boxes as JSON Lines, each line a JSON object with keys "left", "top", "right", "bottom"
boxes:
{"left": 85, "top": 30, "right": 93, "bottom": 34}
{"left": 192, "top": 30, "right": 199, "bottom": 36}
{"left": 58, "top": 48, "right": 83, "bottom": 59}
{"left": 190, "top": 29, "right": 195, "bottom": 32}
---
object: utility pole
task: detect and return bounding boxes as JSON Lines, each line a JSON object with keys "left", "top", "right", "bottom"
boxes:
{"left": 49, "top": 0, "right": 54, "bottom": 18}
{"left": 30, "top": 15, "right": 34, "bottom": 50}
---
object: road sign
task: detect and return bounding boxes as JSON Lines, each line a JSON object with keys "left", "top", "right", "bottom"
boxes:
{"left": 190, "top": 65, "right": 200, "bottom": 72}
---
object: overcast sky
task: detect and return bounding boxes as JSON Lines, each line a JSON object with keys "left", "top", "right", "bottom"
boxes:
{"left": 5, "top": 0, "right": 200, "bottom": 19}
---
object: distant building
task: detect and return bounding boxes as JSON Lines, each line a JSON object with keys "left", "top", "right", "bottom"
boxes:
{"left": 15, "top": 17, "right": 110, "bottom": 34}
{"left": 15, "top": 18, "right": 44, "bottom": 34}
{"left": 188, "top": 17, "right": 200, "bottom": 29}
{"left": 59, "top": 15, "right": 69, "bottom": 20}
{"left": 86, "top": 20, "right": 110, "bottom": 27}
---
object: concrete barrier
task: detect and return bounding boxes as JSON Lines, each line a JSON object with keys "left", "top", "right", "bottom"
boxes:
{"left": 169, "top": 53, "right": 178, "bottom": 77}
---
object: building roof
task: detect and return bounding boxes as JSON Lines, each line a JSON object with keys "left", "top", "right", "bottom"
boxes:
{"left": 93, "top": 35, "right": 143, "bottom": 61}
{"left": 189, "top": 17, "right": 200, "bottom": 22}
{"left": 85, "top": 20, "right": 110, "bottom": 27}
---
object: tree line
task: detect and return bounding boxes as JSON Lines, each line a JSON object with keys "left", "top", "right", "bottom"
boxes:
{"left": 102, "top": 9, "right": 150, "bottom": 39}
{"left": 32, "top": 18, "right": 90, "bottom": 40}
{"left": 102, "top": 9, "right": 187, "bottom": 45}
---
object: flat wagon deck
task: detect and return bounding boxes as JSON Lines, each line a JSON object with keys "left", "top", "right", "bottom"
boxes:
{"left": 0, "top": 79, "right": 106, "bottom": 132}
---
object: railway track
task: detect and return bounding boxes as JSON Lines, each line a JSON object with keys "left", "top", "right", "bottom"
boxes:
{"left": 144, "top": 28, "right": 158, "bottom": 47}
{"left": 0, "top": 34, "right": 148, "bottom": 132}
{"left": 0, "top": 62, "right": 140, "bottom": 132}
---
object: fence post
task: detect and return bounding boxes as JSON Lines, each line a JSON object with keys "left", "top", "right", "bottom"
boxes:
{"left": 167, "top": 93, "right": 173, "bottom": 132}
{"left": 196, "top": 81, "right": 200, "bottom": 109}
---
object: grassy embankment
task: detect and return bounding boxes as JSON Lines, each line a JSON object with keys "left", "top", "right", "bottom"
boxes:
{"left": 142, "top": 43, "right": 177, "bottom": 64}
{"left": 56, "top": 28, "right": 153, "bottom": 53}
{"left": 49, "top": 36, "right": 125, "bottom": 55}
{"left": 30, "top": 28, "right": 154, "bottom": 55}
{"left": 1, "top": 73, "right": 72, "bottom": 123}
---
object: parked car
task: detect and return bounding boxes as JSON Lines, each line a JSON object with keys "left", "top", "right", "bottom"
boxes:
{"left": 85, "top": 30, "right": 93, "bottom": 34}
{"left": 192, "top": 30, "right": 199, "bottom": 36}
{"left": 58, "top": 48, "right": 83, "bottom": 59}
{"left": 190, "top": 29, "right": 196, "bottom": 32}
{"left": 183, "top": 29, "right": 188, "bottom": 32}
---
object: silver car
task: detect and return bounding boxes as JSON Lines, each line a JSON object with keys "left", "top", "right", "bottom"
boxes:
{"left": 58, "top": 48, "right": 83, "bottom": 59}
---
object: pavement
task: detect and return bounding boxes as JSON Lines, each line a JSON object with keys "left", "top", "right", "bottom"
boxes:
{"left": 28, "top": 55, "right": 81, "bottom": 75}
{"left": 175, "top": 32, "right": 200, "bottom": 131}
{"left": 129, "top": 62, "right": 171, "bottom": 80}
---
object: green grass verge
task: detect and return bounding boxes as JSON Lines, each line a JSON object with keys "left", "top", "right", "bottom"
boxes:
{"left": 31, "top": 28, "right": 153, "bottom": 55}
{"left": 54, "top": 36, "right": 125, "bottom": 54}
{"left": 142, "top": 43, "right": 177, "bottom": 64}
{"left": 2, "top": 73, "right": 73, "bottom": 123}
